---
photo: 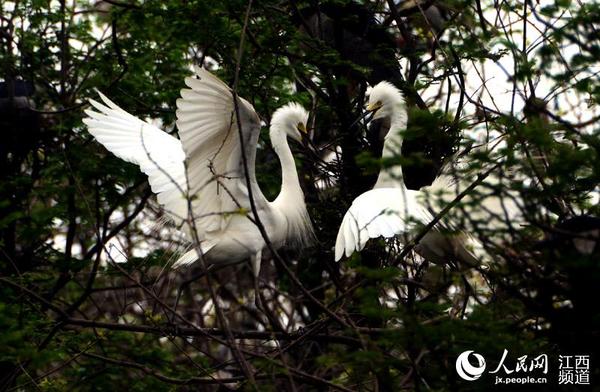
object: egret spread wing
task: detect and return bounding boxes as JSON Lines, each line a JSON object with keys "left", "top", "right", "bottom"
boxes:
{"left": 176, "top": 67, "right": 265, "bottom": 235}
{"left": 334, "top": 188, "right": 434, "bottom": 260}
{"left": 82, "top": 93, "right": 188, "bottom": 225}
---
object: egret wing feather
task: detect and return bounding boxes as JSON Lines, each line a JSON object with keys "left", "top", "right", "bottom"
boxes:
{"left": 335, "top": 188, "right": 434, "bottom": 260}
{"left": 82, "top": 93, "right": 188, "bottom": 225}
{"left": 176, "top": 67, "right": 266, "bottom": 236}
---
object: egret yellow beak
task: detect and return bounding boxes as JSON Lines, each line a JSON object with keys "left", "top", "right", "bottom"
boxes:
{"left": 366, "top": 101, "right": 383, "bottom": 112}
{"left": 297, "top": 123, "right": 307, "bottom": 133}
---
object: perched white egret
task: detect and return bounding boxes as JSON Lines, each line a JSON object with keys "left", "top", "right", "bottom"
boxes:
{"left": 83, "top": 67, "right": 314, "bottom": 275}
{"left": 335, "top": 81, "right": 486, "bottom": 265}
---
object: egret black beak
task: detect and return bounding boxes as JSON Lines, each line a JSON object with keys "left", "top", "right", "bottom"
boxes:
{"left": 298, "top": 128, "right": 323, "bottom": 161}
{"left": 297, "top": 123, "right": 310, "bottom": 146}
{"left": 297, "top": 123, "right": 307, "bottom": 134}
{"left": 297, "top": 123, "right": 314, "bottom": 150}
{"left": 366, "top": 101, "right": 383, "bottom": 113}
{"left": 300, "top": 128, "right": 314, "bottom": 149}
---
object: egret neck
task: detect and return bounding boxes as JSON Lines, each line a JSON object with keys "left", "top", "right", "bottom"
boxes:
{"left": 269, "top": 124, "right": 314, "bottom": 247}
{"left": 374, "top": 101, "right": 408, "bottom": 189}
{"left": 270, "top": 126, "right": 303, "bottom": 204}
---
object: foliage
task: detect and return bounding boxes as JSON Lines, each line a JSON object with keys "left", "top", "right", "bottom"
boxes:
{"left": 1, "top": 0, "right": 599, "bottom": 390}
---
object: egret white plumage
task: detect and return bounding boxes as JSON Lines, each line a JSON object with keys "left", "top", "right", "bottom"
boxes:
{"left": 334, "top": 81, "right": 482, "bottom": 265}
{"left": 83, "top": 67, "right": 314, "bottom": 276}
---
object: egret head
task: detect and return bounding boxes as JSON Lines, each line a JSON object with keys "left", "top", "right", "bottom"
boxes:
{"left": 366, "top": 81, "right": 405, "bottom": 121}
{"left": 271, "top": 102, "right": 309, "bottom": 143}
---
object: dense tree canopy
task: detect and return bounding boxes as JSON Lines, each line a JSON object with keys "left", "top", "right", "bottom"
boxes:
{"left": 1, "top": 0, "right": 599, "bottom": 390}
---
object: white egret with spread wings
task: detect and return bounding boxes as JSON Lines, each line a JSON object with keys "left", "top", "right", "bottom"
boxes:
{"left": 83, "top": 67, "right": 314, "bottom": 276}
{"left": 334, "top": 81, "right": 482, "bottom": 265}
